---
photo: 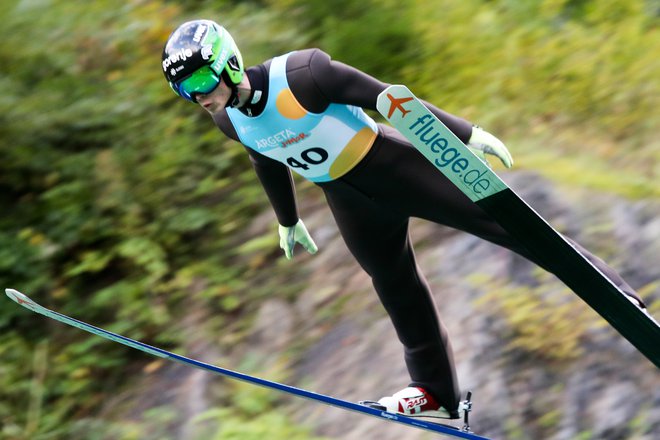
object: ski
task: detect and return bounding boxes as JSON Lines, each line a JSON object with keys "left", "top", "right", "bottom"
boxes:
{"left": 5, "top": 289, "right": 490, "bottom": 439}
{"left": 377, "top": 85, "right": 660, "bottom": 368}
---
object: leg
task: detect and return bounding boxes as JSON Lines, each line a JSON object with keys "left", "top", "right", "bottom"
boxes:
{"left": 322, "top": 180, "right": 461, "bottom": 411}
{"left": 407, "top": 176, "right": 643, "bottom": 306}
{"left": 358, "top": 132, "right": 644, "bottom": 307}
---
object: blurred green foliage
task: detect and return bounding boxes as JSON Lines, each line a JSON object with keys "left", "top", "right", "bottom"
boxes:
{"left": 0, "top": 0, "right": 657, "bottom": 438}
{"left": 409, "top": 0, "right": 659, "bottom": 196}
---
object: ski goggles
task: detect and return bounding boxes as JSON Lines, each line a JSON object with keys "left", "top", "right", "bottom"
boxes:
{"left": 171, "top": 66, "right": 222, "bottom": 102}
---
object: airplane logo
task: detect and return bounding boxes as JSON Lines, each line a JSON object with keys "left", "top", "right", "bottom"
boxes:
{"left": 385, "top": 93, "right": 413, "bottom": 118}
{"left": 6, "top": 289, "right": 34, "bottom": 306}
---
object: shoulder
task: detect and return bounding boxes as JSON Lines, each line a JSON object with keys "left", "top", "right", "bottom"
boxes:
{"left": 263, "top": 48, "right": 340, "bottom": 83}
{"left": 286, "top": 49, "right": 342, "bottom": 83}
{"left": 280, "top": 49, "right": 335, "bottom": 112}
{"left": 286, "top": 48, "right": 330, "bottom": 71}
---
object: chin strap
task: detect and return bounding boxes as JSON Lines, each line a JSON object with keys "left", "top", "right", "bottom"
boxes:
{"left": 223, "top": 79, "right": 263, "bottom": 115}
{"left": 226, "top": 87, "right": 240, "bottom": 108}
{"left": 220, "top": 70, "right": 242, "bottom": 109}
{"left": 225, "top": 83, "right": 240, "bottom": 108}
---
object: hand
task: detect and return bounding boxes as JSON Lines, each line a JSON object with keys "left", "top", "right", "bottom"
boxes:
{"left": 278, "top": 219, "right": 318, "bottom": 260}
{"left": 467, "top": 126, "right": 514, "bottom": 168}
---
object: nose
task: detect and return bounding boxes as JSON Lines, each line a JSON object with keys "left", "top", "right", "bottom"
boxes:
{"left": 196, "top": 95, "right": 217, "bottom": 110}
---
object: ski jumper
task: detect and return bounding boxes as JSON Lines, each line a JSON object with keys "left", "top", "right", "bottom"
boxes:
{"left": 214, "top": 49, "right": 642, "bottom": 412}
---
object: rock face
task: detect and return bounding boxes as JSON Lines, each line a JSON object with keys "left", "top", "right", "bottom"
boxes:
{"left": 253, "top": 171, "right": 659, "bottom": 440}
{"left": 110, "top": 171, "right": 659, "bottom": 440}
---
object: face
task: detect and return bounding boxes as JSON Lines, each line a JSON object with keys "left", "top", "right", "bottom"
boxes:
{"left": 196, "top": 80, "right": 233, "bottom": 114}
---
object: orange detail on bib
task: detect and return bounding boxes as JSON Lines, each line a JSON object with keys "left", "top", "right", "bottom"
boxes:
{"left": 276, "top": 88, "right": 308, "bottom": 120}
{"left": 329, "top": 127, "right": 377, "bottom": 179}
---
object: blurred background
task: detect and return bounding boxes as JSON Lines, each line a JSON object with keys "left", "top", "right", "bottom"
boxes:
{"left": 1, "top": 0, "right": 658, "bottom": 439}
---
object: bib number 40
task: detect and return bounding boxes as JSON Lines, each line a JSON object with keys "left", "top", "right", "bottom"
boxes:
{"left": 286, "top": 147, "right": 328, "bottom": 170}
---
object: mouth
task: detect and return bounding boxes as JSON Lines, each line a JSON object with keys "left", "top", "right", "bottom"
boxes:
{"left": 198, "top": 99, "right": 215, "bottom": 110}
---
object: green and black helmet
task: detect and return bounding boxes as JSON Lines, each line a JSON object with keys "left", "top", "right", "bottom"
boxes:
{"left": 162, "top": 19, "right": 244, "bottom": 103}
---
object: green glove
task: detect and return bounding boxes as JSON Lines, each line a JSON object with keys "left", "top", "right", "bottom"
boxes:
{"left": 467, "top": 125, "right": 514, "bottom": 169}
{"left": 278, "top": 219, "right": 318, "bottom": 260}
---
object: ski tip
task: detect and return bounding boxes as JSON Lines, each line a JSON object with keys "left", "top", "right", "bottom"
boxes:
{"left": 5, "top": 288, "right": 32, "bottom": 306}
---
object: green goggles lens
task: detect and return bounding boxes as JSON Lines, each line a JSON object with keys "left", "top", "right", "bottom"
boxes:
{"left": 174, "top": 66, "right": 222, "bottom": 102}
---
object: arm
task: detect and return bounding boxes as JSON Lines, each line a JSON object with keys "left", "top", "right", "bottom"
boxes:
{"left": 213, "top": 111, "right": 299, "bottom": 226}
{"left": 246, "top": 148, "right": 299, "bottom": 227}
{"left": 212, "top": 110, "right": 316, "bottom": 258}
{"left": 298, "top": 49, "right": 511, "bottom": 167}
{"left": 247, "top": 150, "right": 317, "bottom": 257}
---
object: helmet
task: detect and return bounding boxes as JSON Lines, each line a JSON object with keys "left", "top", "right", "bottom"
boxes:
{"left": 162, "top": 19, "right": 244, "bottom": 102}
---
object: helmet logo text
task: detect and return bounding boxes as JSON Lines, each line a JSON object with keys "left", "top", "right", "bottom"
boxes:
{"left": 193, "top": 24, "right": 207, "bottom": 43}
{"left": 162, "top": 48, "right": 194, "bottom": 73}
{"left": 211, "top": 48, "right": 229, "bottom": 72}
{"left": 201, "top": 44, "right": 213, "bottom": 60}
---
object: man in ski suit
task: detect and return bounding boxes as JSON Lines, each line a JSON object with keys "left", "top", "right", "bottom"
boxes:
{"left": 162, "top": 19, "right": 647, "bottom": 418}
